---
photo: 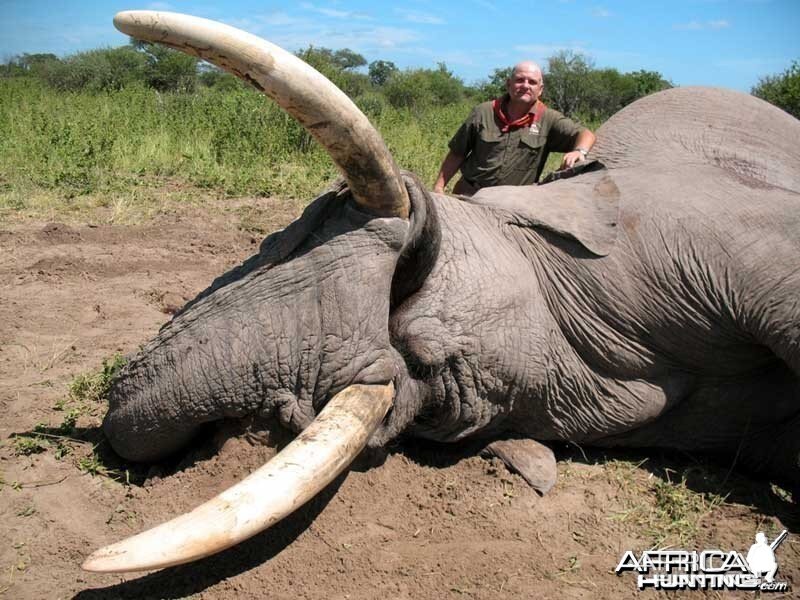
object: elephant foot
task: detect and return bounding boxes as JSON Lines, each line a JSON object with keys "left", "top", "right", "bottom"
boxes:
{"left": 481, "top": 438, "right": 557, "bottom": 495}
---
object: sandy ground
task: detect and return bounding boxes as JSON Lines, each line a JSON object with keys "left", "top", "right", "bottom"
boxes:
{"left": 0, "top": 197, "right": 797, "bottom": 599}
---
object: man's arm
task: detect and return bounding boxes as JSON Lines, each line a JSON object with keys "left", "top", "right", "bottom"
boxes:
{"left": 560, "top": 129, "right": 596, "bottom": 168}
{"left": 434, "top": 150, "right": 465, "bottom": 193}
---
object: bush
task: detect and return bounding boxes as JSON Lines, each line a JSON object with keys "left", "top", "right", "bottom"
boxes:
{"left": 355, "top": 91, "right": 388, "bottom": 117}
{"left": 368, "top": 60, "right": 398, "bottom": 87}
{"left": 1, "top": 53, "right": 60, "bottom": 78}
{"left": 133, "top": 41, "right": 198, "bottom": 93}
{"left": 544, "top": 51, "right": 595, "bottom": 117}
{"left": 295, "top": 46, "right": 370, "bottom": 98}
{"left": 542, "top": 51, "right": 671, "bottom": 121}
{"left": 199, "top": 65, "right": 247, "bottom": 91}
{"left": 471, "top": 67, "right": 512, "bottom": 102}
{"left": 383, "top": 64, "right": 465, "bottom": 109}
{"left": 43, "top": 47, "right": 147, "bottom": 92}
{"left": 752, "top": 61, "right": 800, "bottom": 118}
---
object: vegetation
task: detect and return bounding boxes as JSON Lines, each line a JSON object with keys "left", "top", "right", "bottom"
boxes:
{"left": 0, "top": 41, "right": 683, "bottom": 215}
{"left": 542, "top": 51, "right": 672, "bottom": 122}
{"left": 68, "top": 353, "right": 126, "bottom": 404}
{"left": 601, "top": 459, "right": 727, "bottom": 547}
{"left": 7, "top": 356, "right": 133, "bottom": 483}
{"left": 752, "top": 60, "right": 800, "bottom": 118}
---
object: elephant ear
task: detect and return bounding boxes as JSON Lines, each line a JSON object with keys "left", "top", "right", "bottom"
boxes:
{"left": 469, "top": 166, "right": 620, "bottom": 256}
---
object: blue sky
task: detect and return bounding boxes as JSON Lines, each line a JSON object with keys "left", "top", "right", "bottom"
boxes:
{"left": 1, "top": 1, "right": 798, "bottom": 92}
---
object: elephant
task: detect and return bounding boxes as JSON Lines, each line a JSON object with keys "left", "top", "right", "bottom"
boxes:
{"left": 83, "top": 11, "right": 799, "bottom": 574}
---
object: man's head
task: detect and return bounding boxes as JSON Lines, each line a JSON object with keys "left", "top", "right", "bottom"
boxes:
{"left": 506, "top": 61, "right": 544, "bottom": 106}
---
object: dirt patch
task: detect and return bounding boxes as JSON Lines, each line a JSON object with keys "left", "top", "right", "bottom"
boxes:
{"left": 0, "top": 199, "right": 797, "bottom": 599}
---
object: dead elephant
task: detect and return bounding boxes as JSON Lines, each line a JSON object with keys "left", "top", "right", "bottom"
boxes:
{"left": 84, "top": 11, "right": 800, "bottom": 573}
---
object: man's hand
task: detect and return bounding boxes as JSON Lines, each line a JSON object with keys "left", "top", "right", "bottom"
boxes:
{"left": 433, "top": 150, "right": 465, "bottom": 194}
{"left": 560, "top": 149, "right": 587, "bottom": 169}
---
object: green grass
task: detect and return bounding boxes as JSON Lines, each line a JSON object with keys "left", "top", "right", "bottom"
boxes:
{"left": 601, "top": 459, "right": 727, "bottom": 547}
{"left": 8, "top": 355, "right": 129, "bottom": 486}
{"left": 0, "top": 77, "right": 585, "bottom": 221}
{"left": 0, "top": 78, "right": 469, "bottom": 215}
{"left": 68, "top": 353, "right": 125, "bottom": 404}
{"left": 12, "top": 436, "right": 49, "bottom": 456}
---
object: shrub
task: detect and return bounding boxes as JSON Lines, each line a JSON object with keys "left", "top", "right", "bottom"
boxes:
{"left": 384, "top": 64, "right": 465, "bottom": 109}
{"left": 133, "top": 41, "right": 199, "bottom": 93}
{"left": 368, "top": 60, "right": 398, "bottom": 87}
{"left": 43, "top": 47, "right": 147, "bottom": 92}
{"left": 752, "top": 60, "right": 800, "bottom": 118}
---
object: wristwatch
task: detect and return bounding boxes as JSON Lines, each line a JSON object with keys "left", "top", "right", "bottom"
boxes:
{"left": 576, "top": 147, "right": 589, "bottom": 157}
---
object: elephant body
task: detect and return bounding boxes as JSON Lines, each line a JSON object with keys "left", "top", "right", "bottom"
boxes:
{"left": 104, "top": 87, "right": 800, "bottom": 491}
{"left": 84, "top": 13, "right": 799, "bottom": 574}
{"left": 387, "top": 88, "right": 800, "bottom": 487}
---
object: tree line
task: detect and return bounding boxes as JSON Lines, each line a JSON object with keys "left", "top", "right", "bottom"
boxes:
{"left": 2, "top": 43, "right": 797, "bottom": 120}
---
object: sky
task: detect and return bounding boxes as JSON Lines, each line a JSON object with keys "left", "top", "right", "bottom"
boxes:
{"left": 1, "top": 0, "right": 798, "bottom": 92}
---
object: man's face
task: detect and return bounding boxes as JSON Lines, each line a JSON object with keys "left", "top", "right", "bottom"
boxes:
{"left": 506, "top": 66, "right": 543, "bottom": 105}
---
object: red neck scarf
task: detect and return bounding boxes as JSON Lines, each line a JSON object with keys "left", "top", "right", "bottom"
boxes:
{"left": 492, "top": 96, "right": 546, "bottom": 133}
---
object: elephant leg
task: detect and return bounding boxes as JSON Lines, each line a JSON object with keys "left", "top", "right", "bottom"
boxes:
{"left": 594, "top": 365, "right": 800, "bottom": 494}
{"left": 745, "top": 266, "right": 800, "bottom": 379}
{"left": 480, "top": 438, "right": 558, "bottom": 495}
{"left": 736, "top": 412, "right": 800, "bottom": 498}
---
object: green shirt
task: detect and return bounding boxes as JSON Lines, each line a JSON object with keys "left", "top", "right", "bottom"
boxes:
{"left": 449, "top": 99, "right": 583, "bottom": 187}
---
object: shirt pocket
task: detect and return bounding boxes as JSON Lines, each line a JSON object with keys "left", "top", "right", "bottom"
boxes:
{"left": 510, "top": 131, "right": 546, "bottom": 174}
{"left": 519, "top": 131, "right": 546, "bottom": 153}
{"left": 473, "top": 128, "right": 504, "bottom": 166}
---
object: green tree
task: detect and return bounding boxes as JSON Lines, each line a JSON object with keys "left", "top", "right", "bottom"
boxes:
{"left": 295, "top": 46, "right": 369, "bottom": 97}
{"left": 332, "top": 48, "right": 367, "bottom": 71}
{"left": 198, "top": 64, "right": 245, "bottom": 91}
{"left": 628, "top": 69, "right": 672, "bottom": 98}
{"left": 543, "top": 50, "right": 594, "bottom": 117}
{"left": 368, "top": 60, "right": 398, "bottom": 86}
{"left": 1, "top": 53, "right": 60, "bottom": 78}
{"left": 542, "top": 52, "right": 671, "bottom": 121}
{"left": 472, "top": 66, "right": 512, "bottom": 101}
{"left": 384, "top": 63, "right": 464, "bottom": 109}
{"left": 42, "top": 46, "right": 147, "bottom": 92}
{"left": 752, "top": 61, "right": 800, "bottom": 118}
{"left": 132, "top": 40, "right": 198, "bottom": 92}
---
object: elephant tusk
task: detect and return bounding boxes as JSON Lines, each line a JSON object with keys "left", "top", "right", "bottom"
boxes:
{"left": 112, "top": 11, "right": 409, "bottom": 219}
{"left": 82, "top": 383, "right": 393, "bottom": 573}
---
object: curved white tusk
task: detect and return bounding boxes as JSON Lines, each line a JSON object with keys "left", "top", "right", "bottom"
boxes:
{"left": 113, "top": 10, "right": 409, "bottom": 219}
{"left": 83, "top": 383, "right": 393, "bottom": 573}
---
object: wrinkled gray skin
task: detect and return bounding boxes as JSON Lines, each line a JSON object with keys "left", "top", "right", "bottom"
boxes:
{"left": 104, "top": 87, "right": 800, "bottom": 492}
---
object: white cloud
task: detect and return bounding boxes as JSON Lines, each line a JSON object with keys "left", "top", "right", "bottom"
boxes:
{"left": 592, "top": 7, "right": 612, "bottom": 18}
{"left": 268, "top": 24, "right": 420, "bottom": 54}
{"left": 300, "top": 2, "right": 372, "bottom": 20}
{"left": 260, "top": 12, "right": 306, "bottom": 27}
{"left": 674, "top": 20, "right": 703, "bottom": 31}
{"left": 471, "top": 0, "right": 499, "bottom": 12}
{"left": 514, "top": 42, "right": 589, "bottom": 57}
{"left": 674, "top": 19, "right": 731, "bottom": 31}
{"left": 395, "top": 9, "right": 445, "bottom": 25}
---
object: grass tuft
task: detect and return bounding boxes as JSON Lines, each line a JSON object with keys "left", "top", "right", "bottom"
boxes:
{"left": 13, "top": 436, "right": 49, "bottom": 456}
{"left": 604, "top": 459, "right": 727, "bottom": 547}
{"left": 68, "top": 353, "right": 126, "bottom": 404}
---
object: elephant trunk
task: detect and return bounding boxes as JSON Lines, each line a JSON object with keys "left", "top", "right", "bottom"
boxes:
{"left": 86, "top": 383, "right": 394, "bottom": 573}
{"left": 103, "top": 285, "right": 306, "bottom": 462}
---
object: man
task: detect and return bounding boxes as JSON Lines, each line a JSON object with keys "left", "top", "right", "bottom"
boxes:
{"left": 434, "top": 61, "right": 595, "bottom": 196}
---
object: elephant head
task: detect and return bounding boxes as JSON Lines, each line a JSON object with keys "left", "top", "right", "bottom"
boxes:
{"left": 84, "top": 10, "right": 439, "bottom": 573}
